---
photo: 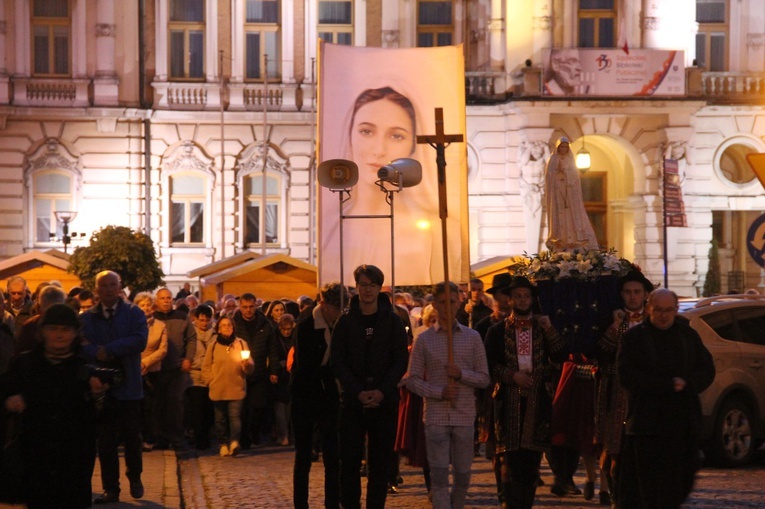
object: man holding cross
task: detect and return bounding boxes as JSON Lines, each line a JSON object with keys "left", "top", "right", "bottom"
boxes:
{"left": 406, "top": 280, "right": 490, "bottom": 509}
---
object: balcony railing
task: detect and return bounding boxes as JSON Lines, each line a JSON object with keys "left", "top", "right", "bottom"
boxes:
{"left": 12, "top": 78, "right": 90, "bottom": 107}
{"left": 699, "top": 71, "right": 765, "bottom": 97}
{"left": 465, "top": 71, "right": 507, "bottom": 103}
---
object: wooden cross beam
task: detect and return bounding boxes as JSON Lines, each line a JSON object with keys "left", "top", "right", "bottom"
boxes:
{"left": 416, "top": 107, "right": 464, "bottom": 370}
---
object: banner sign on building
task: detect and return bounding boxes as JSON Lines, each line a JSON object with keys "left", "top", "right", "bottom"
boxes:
{"left": 543, "top": 49, "right": 685, "bottom": 97}
{"left": 317, "top": 42, "right": 469, "bottom": 286}
{"left": 664, "top": 158, "right": 687, "bottom": 227}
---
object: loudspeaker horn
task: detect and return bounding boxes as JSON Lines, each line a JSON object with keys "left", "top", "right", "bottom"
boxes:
{"left": 318, "top": 159, "right": 359, "bottom": 189}
{"left": 376, "top": 158, "right": 422, "bottom": 188}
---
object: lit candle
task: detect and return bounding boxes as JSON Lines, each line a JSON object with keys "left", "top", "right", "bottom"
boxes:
{"left": 240, "top": 350, "right": 251, "bottom": 361}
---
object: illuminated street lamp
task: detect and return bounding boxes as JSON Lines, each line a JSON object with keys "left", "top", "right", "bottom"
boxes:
{"left": 53, "top": 210, "right": 80, "bottom": 254}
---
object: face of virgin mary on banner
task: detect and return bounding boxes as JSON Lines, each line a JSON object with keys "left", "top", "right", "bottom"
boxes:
{"left": 317, "top": 42, "right": 469, "bottom": 287}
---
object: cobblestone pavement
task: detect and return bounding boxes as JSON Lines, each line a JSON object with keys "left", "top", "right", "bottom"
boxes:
{"left": 179, "top": 443, "right": 765, "bottom": 509}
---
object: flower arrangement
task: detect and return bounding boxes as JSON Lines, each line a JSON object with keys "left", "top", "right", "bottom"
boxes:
{"left": 508, "top": 248, "right": 635, "bottom": 282}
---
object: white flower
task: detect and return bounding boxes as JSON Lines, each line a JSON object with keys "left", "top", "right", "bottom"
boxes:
{"left": 576, "top": 259, "right": 593, "bottom": 273}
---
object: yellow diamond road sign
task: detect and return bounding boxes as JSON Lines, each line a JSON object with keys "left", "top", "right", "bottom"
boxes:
{"left": 747, "top": 153, "right": 765, "bottom": 190}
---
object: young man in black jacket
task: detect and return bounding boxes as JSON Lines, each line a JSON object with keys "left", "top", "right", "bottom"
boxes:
{"left": 331, "top": 265, "right": 409, "bottom": 509}
{"left": 291, "top": 283, "right": 346, "bottom": 509}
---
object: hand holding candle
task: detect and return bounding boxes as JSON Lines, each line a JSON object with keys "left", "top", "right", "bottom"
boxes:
{"left": 240, "top": 350, "right": 251, "bottom": 361}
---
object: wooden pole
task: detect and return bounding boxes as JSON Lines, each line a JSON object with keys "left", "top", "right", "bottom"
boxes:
{"left": 417, "top": 108, "right": 463, "bottom": 366}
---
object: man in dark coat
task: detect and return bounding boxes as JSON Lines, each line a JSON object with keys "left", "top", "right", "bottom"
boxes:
{"left": 456, "top": 278, "right": 492, "bottom": 329}
{"left": 291, "top": 283, "right": 347, "bottom": 509}
{"left": 331, "top": 265, "right": 409, "bottom": 509}
{"left": 616, "top": 288, "right": 715, "bottom": 509}
{"left": 233, "top": 292, "right": 279, "bottom": 448}
{"left": 81, "top": 271, "right": 148, "bottom": 504}
{"left": 153, "top": 287, "right": 196, "bottom": 450}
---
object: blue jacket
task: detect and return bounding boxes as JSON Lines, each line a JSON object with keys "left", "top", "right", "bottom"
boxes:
{"left": 81, "top": 299, "right": 148, "bottom": 401}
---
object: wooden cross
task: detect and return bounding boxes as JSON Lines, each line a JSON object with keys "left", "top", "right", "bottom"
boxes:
{"left": 417, "top": 107, "right": 464, "bottom": 371}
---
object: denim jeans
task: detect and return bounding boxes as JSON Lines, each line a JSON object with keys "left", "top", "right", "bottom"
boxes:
{"left": 213, "top": 399, "right": 244, "bottom": 445}
{"left": 424, "top": 424, "right": 475, "bottom": 509}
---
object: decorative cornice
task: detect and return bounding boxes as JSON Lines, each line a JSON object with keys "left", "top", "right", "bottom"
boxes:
{"left": 747, "top": 33, "right": 765, "bottom": 49}
{"left": 488, "top": 18, "right": 504, "bottom": 31}
{"left": 533, "top": 16, "right": 552, "bottom": 30}
{"left": 382, "top": 30, "right": 399, "bottom": 48}
{"left": 642, "top": 17, "right": 659, "bottom": 31}
{"left": 96, "top": 23, "right": 116, "bottom": 37}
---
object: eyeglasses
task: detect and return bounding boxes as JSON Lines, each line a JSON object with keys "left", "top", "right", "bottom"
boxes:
{"left": 357, "top": 283, "right": 380, "bottom": 290}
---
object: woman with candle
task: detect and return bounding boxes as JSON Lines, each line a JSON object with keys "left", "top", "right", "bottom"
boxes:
{"left": 202, "top": 316, "right": 254, "bottom": 457}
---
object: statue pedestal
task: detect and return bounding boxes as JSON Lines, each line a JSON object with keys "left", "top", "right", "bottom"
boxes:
{"left": 536, "top": 276, "right": 620, "bottom": 353}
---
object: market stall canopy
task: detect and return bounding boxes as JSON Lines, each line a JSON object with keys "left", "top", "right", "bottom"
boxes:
{"left": 0, "top": 249, "right": 81, "bottom": 293}
{"left": 188, "top": 252, "right": 318, "bottom": 303}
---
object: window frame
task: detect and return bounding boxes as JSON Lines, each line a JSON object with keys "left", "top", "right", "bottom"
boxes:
{"left": 31, "top": 0, "right": 71, "bottom": 77}
{"left": 169, "top": 172, "right": 207, "bottom": 245}
{"left": 317, "top": 0, "right": 353, "bottom": 46}
{"left": 577, "top": 0, "right": 616, "bottom": 49}
{"left": 416, "top": 0, "right": 454, "bottom": 48}
{"left": 168, "top": 0, "right": 206, "bottom": 81}
{"left": 244, "top": 0, "right": 281, "bottom": 82}
{"left": 696, "top": 0, "right": 728, "bottom": 72}
{"left": 242, "top": 171, "right": 284, "bottom": 247}
{"left": 31, "top": 170, "right": 75, "bottom": 245}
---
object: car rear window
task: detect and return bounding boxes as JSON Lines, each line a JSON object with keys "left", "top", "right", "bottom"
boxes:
{"left": 733, "top": 306, "right": 765, "bottom": 346}
{"left": 699, "top": 309, "right": 737, "bottom": 341}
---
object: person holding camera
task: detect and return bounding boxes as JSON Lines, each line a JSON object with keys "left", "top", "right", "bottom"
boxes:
{"left": 81, "top": 271, "right": 148, "bottom": 505}
{"left": 1, "top": 303, "right": 109, "bottom": 508}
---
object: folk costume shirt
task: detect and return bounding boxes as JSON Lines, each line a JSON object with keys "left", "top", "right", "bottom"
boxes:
{"left": 406, "top": 321, "right": 490, "bottom": 426}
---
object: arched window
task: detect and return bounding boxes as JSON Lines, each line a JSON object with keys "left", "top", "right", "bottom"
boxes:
{"left": 160, "top": 141, "right": 215, "bottom": 248}
{"left": 170, "top": 173, "right": 206, "bottom": 244}
{"left": 33, "top": 171, "right": 74, "bottom": 243}
{"left": 236, "top": 142, "right": 289, "bottom": 249}
{"left": 25, "top": 139, "right": 81, "bottom": 248}
{"left": 244, "top": 172, "right": 281, "bottom": 245}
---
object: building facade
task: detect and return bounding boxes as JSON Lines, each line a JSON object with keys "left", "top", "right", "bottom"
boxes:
{"left": 0, "top": 0, "right": 763, "bottom": 296}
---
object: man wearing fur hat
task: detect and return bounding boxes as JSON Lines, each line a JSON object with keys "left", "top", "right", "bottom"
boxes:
{"left": 594, "top": 270, "right": 653, "bottom": 507}
{"left": 484, "top": 276, "right": 567, "bottom": 509}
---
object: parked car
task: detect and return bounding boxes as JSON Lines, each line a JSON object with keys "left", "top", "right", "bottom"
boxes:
{"left": 678, "top": 294, "right": 765, "bottom": 467}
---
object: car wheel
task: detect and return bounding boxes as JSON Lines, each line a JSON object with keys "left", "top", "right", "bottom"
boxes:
{"left": 706, "top": 398, "right": 754, "bottom": 467}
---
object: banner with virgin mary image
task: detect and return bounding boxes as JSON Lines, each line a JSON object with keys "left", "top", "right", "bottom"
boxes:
{"left": 317, "top": 42, "right": 469, "bottom": 287}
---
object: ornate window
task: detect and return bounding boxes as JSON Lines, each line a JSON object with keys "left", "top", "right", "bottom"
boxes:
{"left": 31, "top": 0, "right": 71, "bottom": 76}
{"left": 161, "top": 141, "right": 215, "bottom": 247}
{"left": 696, "top": 0, "right": 727, "bottom": 71}
{"left": 169, "top": 0, "right": 205, "bottom": 80}
{"left": 170, "top": 174, "right": 206, "bottom": 244}
{"left": 578, "top": 0, "right": 615, "bottom": 48}
{"left": 244, "top": 173, "right": 281, "bottom": 245}
{"left": 245, "top": 0, "right": 281, "bottom": 81}
{"left": 318, "top": 0, "right": 353, "bottom": 45}
{"left": 237, "top": 143, "right": 289, "bottom": 248}
{"left": 417, "top": 0, "right": 453, "bottom": 47}
{"left": 25, "top": 140, "right": 81, "bottom": 247}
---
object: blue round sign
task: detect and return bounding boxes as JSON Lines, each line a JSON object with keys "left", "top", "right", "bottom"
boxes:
{"left": 746, "top": 214, "right": 765, "bottom": 268}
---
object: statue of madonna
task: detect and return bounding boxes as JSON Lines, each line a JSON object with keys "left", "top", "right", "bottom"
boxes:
{"left": 544, "top": 137, "right": 599, "bottom": 251}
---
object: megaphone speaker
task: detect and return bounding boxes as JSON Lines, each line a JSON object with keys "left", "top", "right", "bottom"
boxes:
{"left": 377, "top": 158, "right": 422, "bottom": 188}
{"left": 318, "top": 159, "right": 359, "bottom": 189}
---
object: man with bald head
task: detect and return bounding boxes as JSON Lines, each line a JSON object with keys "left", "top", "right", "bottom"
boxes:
{"left": 81, "top": 271, "right": 148, "bottom": 504}
{"left": 616, "top": 288, "right": 715, "bottom": 509}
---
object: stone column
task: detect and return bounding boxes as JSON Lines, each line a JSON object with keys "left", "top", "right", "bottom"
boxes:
{"left": 94, "top": 0, "right": 118, "bottom": 106}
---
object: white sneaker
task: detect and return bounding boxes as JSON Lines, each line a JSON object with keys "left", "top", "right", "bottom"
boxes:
{"left": 219, "top": 444, "right": 230, "bottom": 457}
{"left": 229, "top": 440, "right": 240, "bottom": 456}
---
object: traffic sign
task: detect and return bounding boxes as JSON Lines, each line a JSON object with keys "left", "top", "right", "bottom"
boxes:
{"left": 746, "top": 213, "right": 765, "bottom": 268}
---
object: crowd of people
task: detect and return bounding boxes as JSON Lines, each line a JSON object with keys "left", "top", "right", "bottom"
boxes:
{"left": 0, "top": 266, "right": 715, "bottom": 509}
